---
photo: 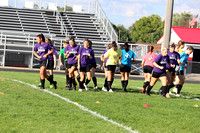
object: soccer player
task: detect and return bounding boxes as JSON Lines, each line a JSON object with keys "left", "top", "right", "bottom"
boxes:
{"left": 33, "top": 34, "right": 56, "bottom": 89}
{"left": 173, "top": 46, "right": 194, "bottom": 97}
{"left": 100, "top": 43, "right": 112, "bottom": 91}
{"left": 77, "top": 39, "right": 93, "bottom": 92}
{"left": 102, "top": 41, "right": 122, "bottom": 92}
{"left": 120, "top": 42, "right": 136, "bottom": 92}
{"left": 165, "top": 44, "right": 180, "bottom": 98}
{"left": 64, "top": 37, "right": 80, "bottom": 90}
{"left": 45, "top": 38, "right": 57, "bottom": 89}
{"left": 59, "top": 40, "right": 69, "bottom": 87}
{"left": 87, "top": 40, "right": 98, "bottom": 89}
{"left": 146, "top": 47, "right": 173, "bottom": 97}
{"left": 141, "top": 46, "right": 157, "bottom": 93}
{"left": 178, "top": 40, "right": 185, "bottom": 53}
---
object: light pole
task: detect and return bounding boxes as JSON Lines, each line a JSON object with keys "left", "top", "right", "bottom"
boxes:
{"left": 162, "top": 0, "right": 174, "bottom": 50}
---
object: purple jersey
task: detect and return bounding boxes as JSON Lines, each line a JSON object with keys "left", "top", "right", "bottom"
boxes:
{"left": 88, "top": 47, "right": 96, "bottom": 64}
{"left": 78, "top": 47, "right": 94, "bottom": 67}
{"left": 153, "top": 54, "right": 170, "bottom": 73}
{"left": 166, "top": 51, "right": 180, "bottom": 69}
{"left": 102, "top": 50, "right": 108, "bottom": 63}
{"left": 48, "top": 44, "right": 58, "bottom": 60}
{"left": 34, "top": 42, "right": 52, "bottom": 61}
{"left": 64, "top": 44, "right": 80, "bottom": 64}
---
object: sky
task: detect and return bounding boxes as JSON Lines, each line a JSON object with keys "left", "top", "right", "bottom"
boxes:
{"left": 6, "top": 0, "right": 200, "bottom": 28}
{"left": 98, "top": 0, "right": 200, "bottom": 28}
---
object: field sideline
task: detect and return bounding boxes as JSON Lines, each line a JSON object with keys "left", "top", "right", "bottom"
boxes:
{"left": 0, "top": 71, "right": 200, "bottom": 133}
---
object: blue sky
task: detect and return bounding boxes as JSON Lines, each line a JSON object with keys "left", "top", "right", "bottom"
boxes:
{"left": 7, "top": 0, "right": 200, "bottom": 28}
{"left": 98, "top": 0, "right": 200, "bottom": 28}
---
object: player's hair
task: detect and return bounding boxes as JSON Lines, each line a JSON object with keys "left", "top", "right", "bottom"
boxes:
{"left": 107, "top": 43, "right": 112, "bottom": 49}
{"left": 187, "top": 46, "right": 194, "bottom": 51}
{"left": 149, "top": 46, "right": 154, "bottom": 52}
{"left": 88, "top": 40, "right": 92, "bottom": 47}
{"left": 69, "top": 36, "right": 75, "bottom": 43}
{"left": 36, "top": 33, "right": 45, "bottom": 42}
{"left": 162, "top": 47, "right": 168, "bottom": 51}
{"left": 45, "top": 38, "right": 52, "bottom": 44}
{"left": 63, "top": 40, "right": 69, "bottom": 44}
{"left": 178, "top": 40, "right": 185, "bottom": 46}
{"left": 170, "top": 42, "right": 175, "bottom": 46}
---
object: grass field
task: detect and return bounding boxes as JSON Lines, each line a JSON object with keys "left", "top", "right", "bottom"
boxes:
{"left": 0, "top": 71, "right": 200, "bottom": 133}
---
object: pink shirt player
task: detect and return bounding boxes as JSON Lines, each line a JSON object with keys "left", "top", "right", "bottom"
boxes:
{"left": 142, "top": 52, "right": 157, "bottom": 67}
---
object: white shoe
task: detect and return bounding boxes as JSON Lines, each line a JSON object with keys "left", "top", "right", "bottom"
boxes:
{"left": 169, "top": 91, "right": 172, "bottom": 95}
{"left": 102, "top": 87, "right": 108, "bottom": 92}
{"left": 109, "top": 89, "right": 113, "bottom": 93}
{"left": 166, "top": 93, "right": 170, "bottom": 98}
{"left": 173, "top": 88, "right": 178, "bottom": 94}
{"left": 83, "top": 83, "right": 89, "bottom": 91}
{"left": 79, "top": 89, "right": 83, "bottom": 92}
{"left": 176, "top": 94, "right": 181, "bottom": 97}
{"left": 93, "top": 86, "right": 98, "bottom": 89}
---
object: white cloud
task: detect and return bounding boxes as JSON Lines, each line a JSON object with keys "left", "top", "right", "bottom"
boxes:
{"left": 174, "top": 3, "right": 199, "bottom": 15}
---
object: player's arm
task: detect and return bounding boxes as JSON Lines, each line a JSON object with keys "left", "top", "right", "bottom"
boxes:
{"left": 33, "top": 51, "right": 42, "bottom": 59}
{"left": 141, "top": 59, "right": 145, "bottom": 67}
{"left": 53, "top": 55, "right": 57, "bottom": 69}
{"left": 59, "top": 54, "right": 63, "bottom": 67}
{"left": 153, "top": 62, "right": 164, "bottom": 70}
{"left": 77, "top": 54, "right": 81, "bottom": 69}
{"left": 44, "top": 49, "right": 53, "bottom": 58}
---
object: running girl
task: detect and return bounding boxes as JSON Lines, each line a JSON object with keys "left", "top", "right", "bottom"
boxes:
{"left": 120, "top": 42, "right": 136, "bottom": 92}
{"left": 141, "top": 46, "right": 157, "bottom": 93}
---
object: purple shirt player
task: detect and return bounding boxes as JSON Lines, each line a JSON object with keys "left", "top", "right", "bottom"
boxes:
{"left": 102, "top": 50, "right": 108, "bottom": 64}
{"left": 34, "top": 42, "right": 52, "bottom": 61}
{"left": 78, "top": 47, "right": 94, "bottom": 67}
{"left": 153, "top": 54, "right": 170, "bottom": 73}
{"left": 88, "top": 47, "right": 96, "bottom": 64}
{"left": 166, "top": 51, "right": 180, "bottom": 69}
{"left": 48, "top": 44, "right": 58, "bottom": 60}
{"left": 64, "top": 44, "right": 80, "bottom": 64}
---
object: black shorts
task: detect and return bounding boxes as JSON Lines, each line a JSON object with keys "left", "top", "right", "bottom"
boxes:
{"left": 143, "top": 66, "right": 153, "bottom": 74}
{"left": 106, "top": 65, "right": 116, "bottom": 73}
{"left": 176, "top": 70, "right": 184, "bottom": 75}
{"left": 89, "top": 63, "right": 97, "bottom": 69}
{"left": 152, "top": 71, "right": 167, "bottom": 78}
{"left": 80, "top": 66, "right": 90, "bottom": 72}
{"left": 67, "top": 63, "right": 78, "bottom": 69}
{"left": 47, "top": 60, "right": 54, "bottom": 70}
{"left": 120, "top": 64, "right": 131, "bottom": 72}
{"left": 40, "top": 59, "right": 48, "bottom": 68}
{"left": 64, "top": 61, "right": 68, "bottom": 69}
{"left": 167, "top": 68, "right": 176, "bottom": 76}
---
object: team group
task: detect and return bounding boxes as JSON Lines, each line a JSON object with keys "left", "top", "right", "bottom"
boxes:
{"left": 33, "top": 34, "right": 193, "bottom": 98}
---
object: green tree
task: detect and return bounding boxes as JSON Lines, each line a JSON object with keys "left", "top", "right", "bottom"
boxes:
{"left": 129, "top": 14, "right": 164, "bottom": 43}
{"left": 172, "top": 12, "right": 193, "bottom": 27}
{"left": 112, "top": 23, "right": 131, "bottom": 41}
{"left": 57, "top": 6, "right": 73, "bottom": 12}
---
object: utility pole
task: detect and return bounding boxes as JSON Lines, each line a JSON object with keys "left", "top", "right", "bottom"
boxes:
{"left": 162, "top": 0, "right": 174, "bottom": 50}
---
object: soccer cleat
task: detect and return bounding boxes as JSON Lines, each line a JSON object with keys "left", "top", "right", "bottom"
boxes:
{"left": 53, "top": 81, "right": 57, "bottom": 89}
{"left": 49, "top": 84, "right": 54, "bottom": 89}
{"left": 79, "top": 89, "right": 83, "bottom": 92}
{"left": 109, "top": 89, "right": 113, "bottom": 93}
{"left": 173, "top": 88, "right": 178, "bottom": 94}
{"left": 166, "top": 93, "right": 171, "bottom": 98}
{"left": 67, "top": 87, "right": 71, "bottom": 90}
{"left": 73, "top": 86, "right": 76, "bottom": 91}
{"left": 145, "top": 92, "right": 150, "bottom": 96}
{"left": 176, "top": 94, "right": 181, "bottom": 97}
{"left": 123, "top": 88, "right": 128, "bottom": 92}
{"left": 38, "top": 83, "right": 42, "bottom": 87}
{"left": 101, "top": 87, "right": 108, "bottom": 92}
{"left": 83, "top": 83, "right": 89, "bottom": 91}
{"left": 93, "top": 86, "right": 98, "bottom": 89}
{"left": 40, "top": 87, "right": 45, "bottom": 89}
{"left": 142, "top": 85, "right": 146, "bottom": 93}
{"left": 162, "top": 95, "right": 166, "bottom": 98}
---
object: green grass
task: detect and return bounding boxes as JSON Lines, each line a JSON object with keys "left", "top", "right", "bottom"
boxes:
{"left": 0, "top": 71, "right": 200, "bottom": 133}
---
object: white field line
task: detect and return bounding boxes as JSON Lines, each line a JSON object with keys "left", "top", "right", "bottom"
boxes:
{"left": 130, "top": 86, "right": 200, "bottom": 101}
{"left": 3, "top": 77, "right": 138, "bottom": 133}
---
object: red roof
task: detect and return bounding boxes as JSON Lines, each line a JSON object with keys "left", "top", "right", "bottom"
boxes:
{"left": 172, "top": 26, "right": 200, "bottom": 44}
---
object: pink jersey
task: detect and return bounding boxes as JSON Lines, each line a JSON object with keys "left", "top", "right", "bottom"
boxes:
{"left": 142, "top": 52, "right": 157, "bottom": 67}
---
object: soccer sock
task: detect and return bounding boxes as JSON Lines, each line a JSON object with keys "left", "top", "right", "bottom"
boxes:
{"left": 124, "top": 80, "right": 128, "bottom": 89}
{"left": 104, "top": 78, "right": 107, "bottom": 88}
{"left": 177, "top": 84, "right": 183, "bottom": 94}
{"left": 72, "top": 78, "right": 76, "bottom": 87}
{"left": 121, "top": 80, "right": 125, "bottom": 89}
{"left": 111, "top": 78, "right": 114, "bottom": 86}
{"left": 85, "top": 79, "right": 91, "bottom": 85}
{"left": 47, "top": 76, "right": 53, "bottom": 84}
{"left": 146, "top": 85, "right": 153, "bottom": 94}
{"left": 107, "top": 81, "right": 112, "bottom": 91}
{"left": 77, "top": 77, "right": 80, "bottom": 83}
{"left": 143, "top": 81, "right": 147, "bottom": 87}
{"left": 161, "top": 86, "right": 167, "bottom": 96}
{"left": 146, "top": 81, "right": 150, "bottom": 87}
{"left": 169, "top": 83, "right": 175, "bottom": 90}
{"left": 66, "top": 75, "right": 69, "bottom": 84}
{"left": 49, "top": 75, "right": 53, "bottom": 85}
{"left": 166, "top": 85, "right": 170, "bottom": 93}
{"left": 69, "top": 77, "right": 72, "bottom": 87}
{"left": 41, "top": 79, "right": 45, "bottom": 88}
{"left": 92, "top": 77, "right": 97, "bottom": 86}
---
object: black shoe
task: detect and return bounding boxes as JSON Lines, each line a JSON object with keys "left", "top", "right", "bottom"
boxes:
{"left": 53, "top": 81, "right": 57, "bottom": 89}
{"left": 73, "top": 86, "right": 76, "bottom": 91}
{"left": 145, "top": 92, "right": 150, "bottom": 96}
{"left": 123, "top": 88, "right": 128, "bottom": 92}
{"left": 162, "top": 95, "right": 166, "bottom": 98}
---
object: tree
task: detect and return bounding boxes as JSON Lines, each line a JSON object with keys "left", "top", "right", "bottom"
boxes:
{"left": 112, "top": 23, "right": 131, "bottom": 41}
{"left": 57, "top": 6, "right": 73, "bottom": 12}
{"left": 172, "top": 12, "right": 193, "bottom": 27}
{"left": 129, "top": 14, "right": 164, "bottom": 43}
